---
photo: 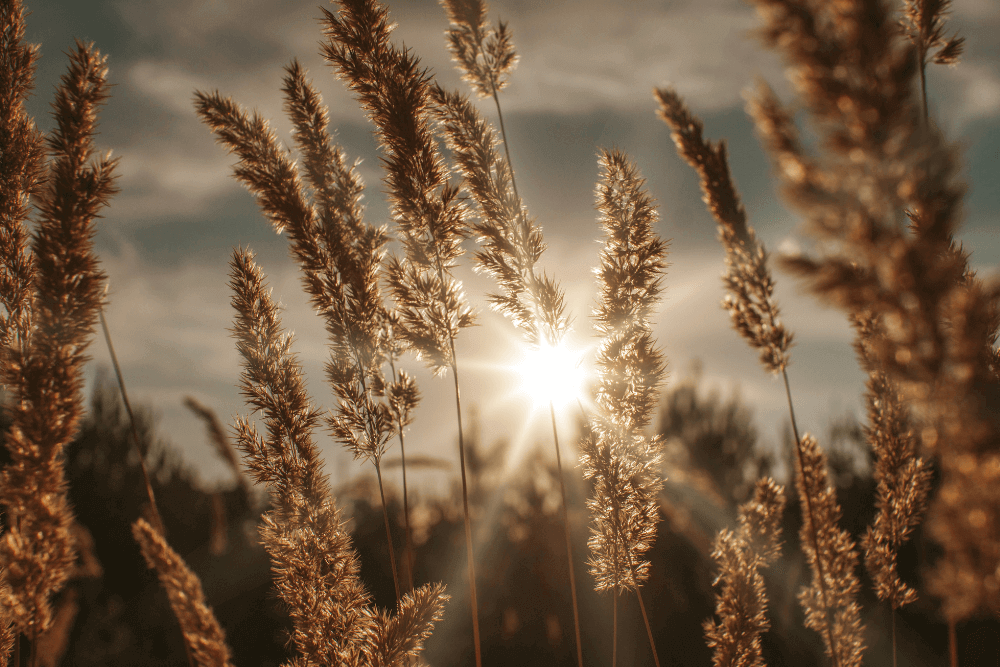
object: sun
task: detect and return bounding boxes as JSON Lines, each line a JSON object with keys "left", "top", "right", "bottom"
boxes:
{"left": 518, "top": 341, "right": 587, "bottom": 410}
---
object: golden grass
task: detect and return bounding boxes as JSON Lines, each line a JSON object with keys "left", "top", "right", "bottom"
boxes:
{"left": 1, "top": 0, "right": 998, "bottom": 665}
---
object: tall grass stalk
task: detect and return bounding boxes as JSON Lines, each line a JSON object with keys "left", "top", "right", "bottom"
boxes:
{"left": 657, "top": 86, "right": 866, "bottom": 667}
{"left": 318, "top": 1, "right": 482, "bottom": 662}
{"left": 228, "top": 247, "right": 447, "bottom": 665}
{"left": 745, "top": 0, "right": 1000, "bottom": 641}
{"left": 0, "top": 34, "right": 117, "bottom": 667}
{"left": 98, "top": 307, "right": 167, "bottom": 537}
{"left": 702, "top": 478, "right": 786, "bottom": 667}
{"left": 196, "top": 58, "right": 423, "bottom": 603}
{"left": 435, "top": 1, "right": 584, "bottom": 662}
{"left": 583, "top": 148, "right": 668, "bottom": 667}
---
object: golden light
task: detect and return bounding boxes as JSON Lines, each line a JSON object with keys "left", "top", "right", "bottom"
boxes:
{"left": 518, "top": 341, "right": 587, "bottom": 410}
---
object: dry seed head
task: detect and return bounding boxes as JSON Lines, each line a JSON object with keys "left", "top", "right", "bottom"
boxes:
{"left": 431, "top": 84, "right": 568, "bottom": 348}
{"left": 0, "top": 0, "right": 44, "bottom": 358}
{"left": 794, "top": 434, "right": 866, "bottom": 667}
{"left": 703, "top": 478, "right": 786, "bottom": 667}
{"left": 746, "top": 0, "right": 998, "bottom": 619}
{"left": 582, "top": 149, "right": 669, "bottom": 596}
{"left": 900, "top": 0, "right": 964, "bottom": 67}
{"left": 0, "top": 39, "right": 115, "bottom": 638}
{"left": 656, "top": 87, "right": 792, "bottom": 374}
{"left": 440, "top": 0, "right": 519, "bottom": 98}
{"left": 132, "top": 519, "right": 235, "bottom": 667}
{"left": 321, "top": 0, "right": 476, "bottom": 377}
{"left": 852, "top": 311, "right": 932, "bottom": 610}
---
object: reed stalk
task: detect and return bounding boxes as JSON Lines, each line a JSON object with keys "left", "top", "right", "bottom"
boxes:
{"left": 0, "top": 37, "right": 117, "bottom": 663}
{"left": 744, "top": 0, "right": 1000, "bottom": 631}
{"left": 196, "top": 58, "right": 422, "bottom": 603}
{"left": 583, "top": 149, "right": 668, "bottom": 667}
{"left": 318, "top": 2, "right": 481, "bottom": 660}
{"left": 434, "top": 1, "right": 585, "bottom": 660}
{"left": 657, "top": 85, "right": 867, "bottom": 667}
{"left": 228, "top": 247, "right": 447, "bottom": 665}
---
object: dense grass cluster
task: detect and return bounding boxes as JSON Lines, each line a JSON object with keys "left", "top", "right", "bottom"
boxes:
{"left": 0, "top": 0, "right": 997, "bottom": 665}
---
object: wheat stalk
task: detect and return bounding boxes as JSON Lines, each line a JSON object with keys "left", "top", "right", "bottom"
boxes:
{"left": 228, "top": 247, "right": 447, "bottom": 666}
{"left": 582, "top": 148, "right": 668, "bottom": 667}
{"left": 703, "top": 477, "right": 786, "bottom": 667}
{"left": 0, "top": 40, "right": 116, "bottom": 663}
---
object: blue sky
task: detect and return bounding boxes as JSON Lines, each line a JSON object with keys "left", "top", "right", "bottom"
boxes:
{"left": 25, "top": 0, "right": 1000, "bottom": 491}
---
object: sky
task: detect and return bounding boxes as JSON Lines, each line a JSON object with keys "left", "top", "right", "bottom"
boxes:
{"left": 22, "top": 0, "right": 1000, "bottom": 493}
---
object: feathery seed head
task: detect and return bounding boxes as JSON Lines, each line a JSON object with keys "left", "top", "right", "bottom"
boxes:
{"left": 582, "top": 149, "right": 669, "bottom": 597}
{"left": 703, "top": 478, "right": 786, "bottom": 667}
{"left": 656, "top": 86, "right": 792, "bottom": 374}
{"left": 0, "top": 39, "right": 114, "bottom": 638}
{"left": 440, "top": 0, "right": 518, "bottom": 98}
{"left": 132, "top": 519, "right": 235, "bottom": 667}
{"left": 794, "top": 434, "right": 866, "bottom": 667}
{"left": 321, "top": 0, "right": 476, "bottom": 376}
{"left": 431, "top": 83, "right": 568, "bottom": 348}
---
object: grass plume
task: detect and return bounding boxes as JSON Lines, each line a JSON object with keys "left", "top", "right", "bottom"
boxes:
{"left": 745, "top": 0, "right": 1000, "bottom": 624}
{"left": 794, "top": 435, "right": 866, "bottom": 667}
{"left": 655, "top": 88, "right": 791, "bottom": 375}
{"left": 228, "top": 247, "right": 447, "bottom": 666}
{"left": 0, "top": 0, "right": 43, "bottom": 360}
{"left": 853, "top": 311, "right": 932, "bottom": 611}
{"left": 657, "top": 83, "right": 870, "bottom": 667}
{"left": 900, "top": 0, "right": 964, "bottom": 124}
{"left": 703, "top": 478, "right": 786, "bottom": 667}
{"left": 430, "top": 41, "right": 582, "bottom": 665}
{"left": 582, "top": 148, "right": 668, "bottom": 667}
{"left": 196, "top": 61, "right": 417, "bottom": 599}
{"left": 319, "top": 0, "right": 482, "bottom": 662}
{"left": 132, "top": 518, "right": 235, "bottom": 667}
{"left": 0, "top": 39, "right": 116, "bottom": 647}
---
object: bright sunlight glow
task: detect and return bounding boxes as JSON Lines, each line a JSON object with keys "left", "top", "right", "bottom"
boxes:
{"left": 518, "top": 341, "right": 587, "bottom": 409}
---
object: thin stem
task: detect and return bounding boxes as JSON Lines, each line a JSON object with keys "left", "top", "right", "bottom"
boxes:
{"left": 948, "top": 617, "right": 958, "bottom": 667}
{"left": 491, "top": 90, "right": 522, "bottom": 210}
{"left": 99, "top": 306, "right": 165, "bottom": 538}
{"left": 375, "top": 460, "right": 401, "bottom": 603}
{"left": 13, "top": 632, "right": 19, "bottom": 667}
{"left": 349, "top": 346, "right": 401, "bottom": 601}
{"left": 550, "top": 401, "right": 584, "bottom": 667}
{"left": 390, "top": 358, "right": 416, "bottom": 592}
{"left": 919, "top": 47, "right": 929, "bottom": 130}
{"left": 612, "top": 590, "right": 618, "bottom": 667}
{"left": 782, "top": 366, "right": 840, "bottom": 667}
{"left": 449, "top": 343, "right": 482, "bottom": 667}
{"left": 624, "top": 544, "right": 661, "bottom": 667}
{"left": 892, "top": 607, "right": 897, "bottom": 667}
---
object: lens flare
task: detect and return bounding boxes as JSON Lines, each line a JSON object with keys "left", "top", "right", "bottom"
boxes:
{"left": 519, "top": 341, "right": 586, "bottom": 409}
